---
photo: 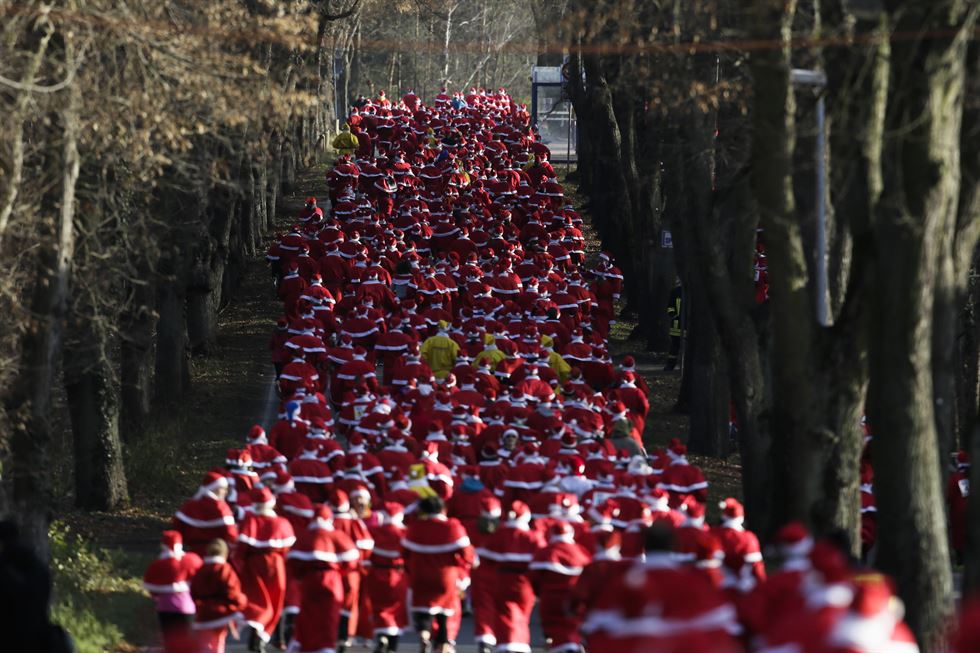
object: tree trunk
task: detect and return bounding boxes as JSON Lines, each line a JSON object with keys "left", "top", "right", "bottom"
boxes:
{"left": 154, "top": 249, "right": 190, "bottom": 405}
{"left": 119, "top": 277, "right": 156, "bottom": 439}
{"left": 746, "top": 0, "right": 831, "bottom": 531}
{"left": 4, "top": 77, "right": 81, "bottom": 556}
{"left": 810, "top": 1, "right": 888, "bottom": 552}
{"left": 869, "top": 2, "right": 974, "bottom": 645}
{"left": 64, "top": 323, "right": 129, "bottom": 511}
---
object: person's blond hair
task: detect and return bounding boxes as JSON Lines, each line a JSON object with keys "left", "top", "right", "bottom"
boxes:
{"left": 205, "top": 538, "right": 229, "bottom": 559}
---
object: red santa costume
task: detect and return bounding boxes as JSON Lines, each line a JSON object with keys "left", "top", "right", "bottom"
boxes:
{"left": 581, "top": 537, "right": 740, "bottom": 653}
{"left": 947, "top": 450, "right": 970, "bottom": 560}
{"left": 143, "top": 531, "right": 203, "bottom": 653}
{"left": 712, "top": 498, "right": 766, "bottom": 592}
{"left": 739, "top": 521, "right": 814, "bottom": 639}
{"left": 235, "top": 487, "right": 296, "bottom": 645}
{"left": 476, "top": 500, "right": 544, "bottom": 653}
{"left": 468, "top": 496, "right": 504, "bottom": 653}
{"left": 401, "top": 497, "right": 475, "bottom": 649}
{"left": 365, "top": 502, "right": 410, "bottom": 652}
{"left": 172, "top": 472, "right": 239, "bottom": 556}
{"left": 286, "top": 505, "right": 360, "bottom": 653}
{"left": 529, "top": 522, "right": 592, "bottom": 653}
{"left": 190, "top": 548, "right": 247, "bottom": 653}
{"left": 657, "top": 439, "right": 709, "bottom": 508}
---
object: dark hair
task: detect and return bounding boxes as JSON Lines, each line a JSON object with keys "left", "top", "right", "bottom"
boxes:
{"left": 642, "top": 522, "right": 675, "bottom": 553}
{"left": 418, "top": 496, "right": 446, "bottom": 516}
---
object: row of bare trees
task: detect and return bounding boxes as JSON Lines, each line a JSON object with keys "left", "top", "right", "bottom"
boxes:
{"left": 548, "top": 0, "right": 979, "bottom": 648}
{"left": 0, "top": 0, "right": 543, "bottom": 559}
{"left": 0, "top": 0, "right": 361, "bottom": 554}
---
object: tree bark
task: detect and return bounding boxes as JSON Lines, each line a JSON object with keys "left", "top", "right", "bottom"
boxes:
{"left": 4, "top": 71, "right": 81, "bottom": 556}
{"left": 64, "top": 320, "right": 129, "bottom": 511}
{"left": 154, "top": 247, "right": 190, "bottom": 405}
{"left": 119, "top": 276, "right": 156, "bottom": 439}
{"left": 745, "top": 0, "right": 831, "bottom": 531}
{"left": 869, "top": 2, "right": 975, "bottom": 645}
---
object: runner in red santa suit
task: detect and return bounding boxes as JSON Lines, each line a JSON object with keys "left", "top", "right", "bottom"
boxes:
{"left": 143, "top": 530, "right": 203, "bottom": 653}
{"left": 191, "top": 538, "right": 247, "bottom": 653}
{"left": 739, "top": 521, "right": 815, "bottom": 640}
{"left": 327, "top": 487, "right": 374, "bottom": 651}
{"left": 172, "top": 471, "right": 238, "bottom": 556}
{"left": 476, "top": 500, "right": 545, "bottom": 653}
{"left": 569, "top": 528, "right": 627, "bottom": 621}
{"left": 712, "top": 497, "right": 766, "bottom": 593}
{"left": 947, "top": 450, "right": 970, "bottom": 562}
{"left": 286, "top": 505, "right": 361, "bottom": 653}
{"left": 364, "top": 502, "right": 410, "bottom": 653}
{"left": 657, "top": 438, "right": 709, "bottom": 508}
{"left": 401, "top": 495, "right": 475, "bottom": 653}
{"left": 529, "top": 521, "right": 592, "bottom": 653}
{"left": 581, "top": 523, "right": 740, "bottom": 653}
{"left": 234, "top": 486, "right": 296, "bottom": 649}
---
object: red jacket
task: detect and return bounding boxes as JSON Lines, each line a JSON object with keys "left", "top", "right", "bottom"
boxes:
{"left": 401, "top": 515, "right": 474, "bottom": 612}
{"left": 191, "top": 557, "right": 247, "bottom": 629}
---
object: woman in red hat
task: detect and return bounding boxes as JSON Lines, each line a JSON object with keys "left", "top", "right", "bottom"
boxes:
{"left": 143, "top": 530, "right": 203, "bottom": 653}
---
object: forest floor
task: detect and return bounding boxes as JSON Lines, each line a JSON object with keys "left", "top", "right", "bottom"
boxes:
{"left": 56, "top": 164, "right": 742, "bottom": 652}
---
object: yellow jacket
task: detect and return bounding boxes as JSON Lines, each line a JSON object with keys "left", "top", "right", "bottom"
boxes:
{"left": 473, "top": 346, "right": 506, "bottom": 370}
{"left": 547, "top": 350, "right": 572, "bottom": 384}
{"left": 421, "top": 334, "right": 459, "bottom": 379}
{"left": 332, "top": 130, "right": 359, "bottom": 154}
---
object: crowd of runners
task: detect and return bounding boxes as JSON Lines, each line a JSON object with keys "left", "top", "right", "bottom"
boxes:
{"left": 143, "top": 88, "right": 980, "bottom": 653}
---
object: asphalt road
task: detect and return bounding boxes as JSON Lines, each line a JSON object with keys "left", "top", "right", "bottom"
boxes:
{"left": 145, "top": 611, "right": 549, "bottom": 652}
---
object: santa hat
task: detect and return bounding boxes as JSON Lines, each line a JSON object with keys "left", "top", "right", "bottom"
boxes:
{"left": 225, "top": 448, "right": 252, "bottom": 468}
{"left": 505, "top": 500, "right": 532, "bottom": 526}
{"left": 607, "top": 400, "right": 628, "bottom": 421}
{"left": 312, "top": 504, "right": 334, "bottom": 529}
{"left": 774, "top": 521, "right": 813, "bottom": 559}
{"left": 348, "top": 433, "right": 367, "bottom": 453}
{"left": 648, "top": 487, "right": 670, "bottom": 510}
{"left": 667, "top": 438, "right": 687, "bottom": 459}
{"left": 247, "top": 424, "right": 268, "bottom": 444}
{"left": 588, "top": 499, "right": 620, "bottom": 531}
{"left": 957, "top": 450, "right": 971, "bottom": 469}
{"left": 683, "top": 500, "right": 706, "bottom": 521}
{"left": 196, "top": 470, "right": 229, "bottom": 498}
{"left": 160, "top": 530, "right": 183, "bottom": 557}
{"left": 548, "top": 521, "right": 576, "bottom": 543}
{"left": 621, "top": 355, "right": 636, "bottom": 370}
{"left": 251, "top": 486, "right": 276, "bottom": 512}
{"left": 327, "top": 487, "right": 351, "bottom": 513}
{"left": 718, "top": 497, "right": 744, "bottom": 523}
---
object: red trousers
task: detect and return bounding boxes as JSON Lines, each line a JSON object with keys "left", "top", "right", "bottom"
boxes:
{"left": 195, "top": 627, "right": 228, "bottom": 653}
{"left": 493, "top": 573, "right": 535, "bottom": 651}
{"left": 540, "top": 588, "right": 582, "bottom": 651}
{"left": 239, "top": 552, "right": 286, "bottom": 642}
{"left": 470, "top": 567, "right": 497, "bottom": 647}
{"left": 294, "top": 570, "right": 344, "bottom": 653}
{"left": 365, "top": 567, "right": 408, "bottom": 635}
{"left": 341, "top": 570, "right": 361, "bottom": 635}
